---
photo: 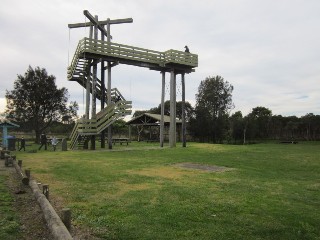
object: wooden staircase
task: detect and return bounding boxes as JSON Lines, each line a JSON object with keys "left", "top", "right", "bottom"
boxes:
{"left": 68, "top": 51, "right": 132, "bottom": 150}
{"left": 69, "top": 96, "right": 132, "bottom": 149}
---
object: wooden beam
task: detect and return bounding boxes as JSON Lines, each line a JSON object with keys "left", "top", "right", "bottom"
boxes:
{"left": 169, "top": 69, "right": 176, "bottom": 147}
{"left": 68, "top": 18, "right": 133, "bottom": 28}
{"left": 160, "top": 72, "right": 165, "bottom": 147}
{"left": 181, "top": 73, "right": 186, "bottom": 147}
{"left": 83, "top": 10, "right": 109, "bottom": 37}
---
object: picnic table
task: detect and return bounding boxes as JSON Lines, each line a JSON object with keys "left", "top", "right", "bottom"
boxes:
{"left": 280, "top": 141, "right": 298, "bottom": 144}
{"left": 111, "top": 138, "right": 130, "bottom": 145}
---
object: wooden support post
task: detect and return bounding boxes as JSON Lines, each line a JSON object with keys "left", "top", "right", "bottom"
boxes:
{"left": 107, "top": 19, "right": 113, "bottom": 150}
{"left": 181, "top": 73, "right": 186, "bottom": 147}
{"left": 29, "top": 180, "right": 73, "bottom": 240}
{"left": 43, "top": 184, "right": 49, "bottom": 200}
{"left": 25, "top": 169, "right": 31, "bottom": 179}
{"left": 169, "top": 69, "right": 176, "bottom": 147}
{"left": 85, "top": 67, "right": 91, "bottom": 119}
{"left": 18, "top": 159, "right": 22, "bottom": 168}
{"left": 90, "top": 135, "right": 96, "bottom": 150}
{"left": 62, "top": 208, "right": 72, "bottom": 230}
{"left": 85, "top": 26, "right": 93, "bottom": 119}
{"left": 160, "top": 71, "right": 165, "bottom": 147}
{"left": 90, "top": 15, "right": 98, "bottom": 150}
{"left": 91, "top": 16, "right": 98, "bottom": 120}
{"left": 5, "top": 155, "right": 14, "bottom": 167}
{"left": 107, "top": 62, "right": 112, "bottom": 150}
{"left": 100, "top": 60, "right": 106, "bottom": 149}
{"left": 101, "top": 25, "right": 106, "bottom": 149}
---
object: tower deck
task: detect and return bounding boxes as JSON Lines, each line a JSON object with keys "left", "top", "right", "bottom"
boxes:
{"left": 68, "top": 38, "right": 198, "bottom": 80}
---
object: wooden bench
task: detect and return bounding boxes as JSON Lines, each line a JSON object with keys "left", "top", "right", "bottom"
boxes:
{"left": 146, "top": 139, "right": 158, "bottom": 143}
{"left": 112, "top": 138, "right": 130, "bottom": 145}
{"left": 280, "top": 141, "right": 298, "bottom": 144}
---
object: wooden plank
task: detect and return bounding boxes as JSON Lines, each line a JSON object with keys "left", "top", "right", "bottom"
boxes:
{"left": 83, "top": 10, "right": 109, "bottom": 38}
{"left": 68, "top": 18, "right": 133, "bottom": 28}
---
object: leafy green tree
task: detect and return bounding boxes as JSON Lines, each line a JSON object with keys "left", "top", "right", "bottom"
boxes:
{"left": 230, "top": 111, "right": 245, "bottom": 144}
{"left": 189, "top": 104, "right": 211, "bottom": 142}
{"left": 300, "top": 113, "right": 320, "bottom": 140}
{"left": 5, "top": 66, "right": 78, "bottom": 142}
{"left": 249, "top": 106, "right": 272, "bottom": 139}
{"left": 284, "top": 116, "right": 300, "bottom": 140}
{"left": 149, "top": 100, "right": 194, "bottom": 121}
{"left": 133, "top": 100, "right": 194, "bottom": 121}
{"left": 193, "top": 75, "right": 234, "bottom": 143}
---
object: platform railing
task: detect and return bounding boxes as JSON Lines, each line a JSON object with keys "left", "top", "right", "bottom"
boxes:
{"left": 82, "top": 38, "right": 164, "bottom": 64}
{"left": 67, "top": 38, "right": 198, "bottom": 80}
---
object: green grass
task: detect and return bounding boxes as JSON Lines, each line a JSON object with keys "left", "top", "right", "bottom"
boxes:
{"left": 0, "top": 175, "right": 21, "bottom": 240}
{"left": 16, "top": 141, "right": 320, "bottom": 239}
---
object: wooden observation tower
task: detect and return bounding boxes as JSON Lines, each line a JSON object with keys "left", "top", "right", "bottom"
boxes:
{"left": 68, "top": 10, "right": 198, "bottom": 149}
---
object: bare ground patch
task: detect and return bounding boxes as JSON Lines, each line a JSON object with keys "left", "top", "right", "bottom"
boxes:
{"left": 128, "top": 166, "right": 189, "bottom": 180}
{"left": 174, "top": 162, "right": 233, "bottom": 172}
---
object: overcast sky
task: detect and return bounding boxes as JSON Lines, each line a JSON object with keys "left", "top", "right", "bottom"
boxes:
{"left": 1, "top": 0, "right": 319, "bottom": 119}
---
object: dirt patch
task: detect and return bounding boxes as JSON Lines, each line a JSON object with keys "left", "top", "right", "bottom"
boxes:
{"left": 0, "top": 159, "right": 99, "bottom": 240}
{"left": 0, "top": 160, "right": 52, "bottom": 240}
{"left": 174, "top": 162, "right": 233, "bottom": 172}
{"left": 128, "top": 166, "right": 188, "bottom": 180}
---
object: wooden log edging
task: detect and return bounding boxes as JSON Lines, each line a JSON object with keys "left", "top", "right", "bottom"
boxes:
{"left": 13, "top": 161, "right": 29, "bottom": 185}
{"left": 29, "top": 180, "right": 73, "bottom": 240}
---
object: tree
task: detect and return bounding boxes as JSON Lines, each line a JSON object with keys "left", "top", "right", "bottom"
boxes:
{"left": 230, "top": 111, "right": 245, "bottom": 144}
{"left": 133, "top": 100, "right": 194, "bottom": 121}
{"left": 5, "top": 66, "right": 78, "bottom": 142}
{"left": 149, "top": 100, "right": 194, "bottom": 121}
{"left": 193, "top": 75, "right": 234, "bottom": 143}
{"left": 249, "top": 106, "right": 272, "bottom": 139}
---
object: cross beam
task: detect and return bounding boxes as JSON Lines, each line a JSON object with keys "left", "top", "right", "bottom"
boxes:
{"left": 68, "top": 18, "right": 133, "bottom": 28}
{"left": 68, "top": 10, "right": 133, "bottom": 29}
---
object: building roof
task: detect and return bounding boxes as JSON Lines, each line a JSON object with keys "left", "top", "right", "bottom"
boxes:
{"left": 0, "top": 119, "right": 20, "bottom": 128}
{"left": 127, "top": 113, "right": 182, "bottom": 126}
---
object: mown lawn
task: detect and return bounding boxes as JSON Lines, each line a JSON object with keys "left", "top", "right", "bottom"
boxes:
{"left": 16, "top": 141, "right": 320, "bottom": 239}
{"left": 0, "top": 174, "right": 21, "bottom": 240}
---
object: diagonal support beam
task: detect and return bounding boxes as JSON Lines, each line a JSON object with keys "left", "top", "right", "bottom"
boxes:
{"left": 83, "top": 10, "right": 109, "bottom": 37}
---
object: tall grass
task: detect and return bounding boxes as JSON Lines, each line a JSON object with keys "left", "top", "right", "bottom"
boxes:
{"left": 16, "top": 142, "right": 320, "bottom": 239}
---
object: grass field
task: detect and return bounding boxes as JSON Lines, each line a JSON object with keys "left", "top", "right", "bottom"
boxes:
{"left": 14, "top": 141, "right": 320, "bottom": 239}
{"left": 0, "top": 172, "right": 21, "bottom": 240}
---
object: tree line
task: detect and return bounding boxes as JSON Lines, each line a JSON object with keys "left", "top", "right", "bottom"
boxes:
{"left": 4, "top": 66, "right": 320, "bottom": 143}
{"left": 137, "top": 76, "right": 320, "bottom": 143}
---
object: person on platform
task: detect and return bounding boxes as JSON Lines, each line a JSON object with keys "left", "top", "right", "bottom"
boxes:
{"left": 184, "top": 45, "right": 190, "bottom": 53}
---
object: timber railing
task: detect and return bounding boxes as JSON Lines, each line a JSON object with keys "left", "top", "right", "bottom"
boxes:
{"left": 67, "top": 38, "right": 198, "bottom": 80}
{"left": 69, "top": 98, "right": 132, "bottom": 149}
{"left": 70, "top": 66, "right": 125, "bottom": 103}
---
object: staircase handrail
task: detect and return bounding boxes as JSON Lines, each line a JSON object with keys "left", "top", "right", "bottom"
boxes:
{"left": 67, "top": 38, "right": 87, "bottom": 79}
